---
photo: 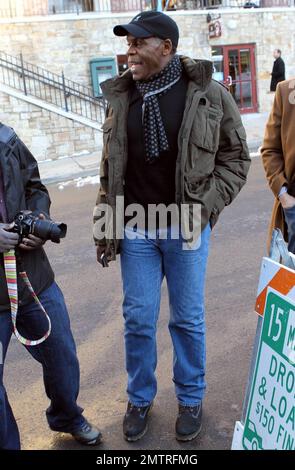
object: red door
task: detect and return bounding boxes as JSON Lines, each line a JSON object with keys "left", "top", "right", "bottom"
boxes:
{"left": 223, "top": 44, "right": 258, "bottom": 114}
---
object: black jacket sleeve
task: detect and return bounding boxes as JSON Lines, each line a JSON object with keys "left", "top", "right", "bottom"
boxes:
{"left": 14, "top": 138, "right": 51, "bottom": 218}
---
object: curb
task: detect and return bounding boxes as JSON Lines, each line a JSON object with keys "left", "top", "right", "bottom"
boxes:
{"left": 43, "top": 167, "right": 99, "bottom": 186}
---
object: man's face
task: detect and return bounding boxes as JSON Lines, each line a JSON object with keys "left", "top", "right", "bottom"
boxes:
{"left": 273, "top": 49, "right": 280, "bottom": 59}
{"left": 126, "top": 35, "right": 166, "bottom": 81}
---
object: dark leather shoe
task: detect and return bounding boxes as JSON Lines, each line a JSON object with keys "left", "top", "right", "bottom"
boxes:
{"left": 123, "top": 402, "right": 153, "bottom": 442}
{"left": 71, "top": 419, "right": 102, "bottom": 446}
{"left": 175, "top": 403, "right": 202, "bottom": 442}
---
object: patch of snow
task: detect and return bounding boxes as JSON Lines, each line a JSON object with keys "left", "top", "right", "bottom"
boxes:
{"left": 58, "top": 175, "right": 99, "bottom": 190}
{"left": 250, "top": 152, "right": 261, "bottom": 158}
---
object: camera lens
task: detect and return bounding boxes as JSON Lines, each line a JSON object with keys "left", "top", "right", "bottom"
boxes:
{"left": 33, "top": 220, "right": 67, "bottom": 243}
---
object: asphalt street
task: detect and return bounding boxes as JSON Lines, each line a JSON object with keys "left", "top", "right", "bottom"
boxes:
{"left": 4, "top": 156, "right": 274, "bottom": 450}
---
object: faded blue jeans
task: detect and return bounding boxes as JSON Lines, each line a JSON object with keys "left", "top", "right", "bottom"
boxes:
{"left": 120, "top": 224, "right": 211, "bottom": 408}
{"left": 0, "top": 281, "right": 85, "bottom": 450}
{"left": 284, "top": 205, "right": 295, "bottom": 254}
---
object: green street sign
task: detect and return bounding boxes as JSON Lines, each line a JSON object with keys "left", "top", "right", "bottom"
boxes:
{"left": 243, "top": 288, "right": 295, "bottom": 450}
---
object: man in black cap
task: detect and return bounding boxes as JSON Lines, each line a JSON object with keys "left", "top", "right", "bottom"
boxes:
{"left": 93, "top": 11, "right": 250, "bottom": 443}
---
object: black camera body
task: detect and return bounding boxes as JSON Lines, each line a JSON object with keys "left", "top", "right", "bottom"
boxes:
{"left": 12, "top": 211, "right": 67, "bottom": 244}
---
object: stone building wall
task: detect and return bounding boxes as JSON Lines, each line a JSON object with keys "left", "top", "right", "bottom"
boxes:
{"left": 1, "top": 9, "right": 295, "bottom": 114}
{"left": 0, "top": 91, "right": 101, "bottom": 161}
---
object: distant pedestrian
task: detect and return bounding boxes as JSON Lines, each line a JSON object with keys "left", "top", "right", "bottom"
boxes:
{"left": 270, "top": 49, "right": 285, "bottom": 92}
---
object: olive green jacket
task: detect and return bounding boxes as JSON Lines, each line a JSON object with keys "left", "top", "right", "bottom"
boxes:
{"left": 93, "top": 56, "right": 251, "bottom": 259}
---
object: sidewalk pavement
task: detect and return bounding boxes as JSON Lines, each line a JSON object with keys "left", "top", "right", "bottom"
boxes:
{"left": 241, "top": 112, "right": 269, "bottom": 153}
{"left": 39, "top": 112, "right": 270, "bottom": 185}
{"left": 39, "top": 151, "right": 102, "bottom": 185}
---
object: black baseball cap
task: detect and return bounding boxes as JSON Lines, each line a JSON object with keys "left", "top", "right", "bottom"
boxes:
{"left": 113, "top": 11, "right": 179, "bottom": 49}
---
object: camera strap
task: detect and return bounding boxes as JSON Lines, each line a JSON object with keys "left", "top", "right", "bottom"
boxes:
{"left": 4, "top": 249, "right": 51, "bottom": 346}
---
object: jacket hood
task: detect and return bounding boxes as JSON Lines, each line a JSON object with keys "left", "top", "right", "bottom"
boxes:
{"left": 101, "top": 55, "right": 213, "bottom": 102}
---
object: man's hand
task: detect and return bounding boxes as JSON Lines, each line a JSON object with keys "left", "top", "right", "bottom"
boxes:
{"left": 19, "top": 213, "right": 46, "bottom": 251}
{"left": 0, "top": 222, "right": 19, "bottom": 253}
{"left": 279, "top": 192, "right": 295, "bottom": 210}
{"left": 96, "top": 244, "right": 112, "bottom": 267}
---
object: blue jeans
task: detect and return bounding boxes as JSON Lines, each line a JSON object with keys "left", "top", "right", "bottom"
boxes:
{"left": 284, "top": 206, "right": 295, "bottom": 254}
{"left": 0, "top": 281, "right": 85, "bottom": 450}
{"left": 120, "top": 224, "right": 211, "bottom": 407}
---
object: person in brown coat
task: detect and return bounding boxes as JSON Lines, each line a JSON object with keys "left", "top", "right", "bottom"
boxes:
{"left": 261, "top": 79, "right": 295, "bottom": 253}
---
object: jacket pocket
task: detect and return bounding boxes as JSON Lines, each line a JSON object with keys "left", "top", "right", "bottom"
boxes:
{"left": 100, "top": 115, "right": 114, "bottom": 197}
{"left": 235, "top": 124, "right": 247, "bottom": 142}
{"left": 190, "top": 106, "right": 222, "bottom": 154}
{"left": 233, "top": 124, "right": 249, "bottom": 162}
{"left": 234, "top": 124, "right": 247, "bottom": 150}
{"left": 101, "top": 116, "right": 113, "bottom": 146}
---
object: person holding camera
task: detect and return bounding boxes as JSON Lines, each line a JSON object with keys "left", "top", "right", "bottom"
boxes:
{"left": 0, "top": 123, "right": 101, "bottom": 449}
{"left": 261, "top": 79, "right": 295, "bottom": 254}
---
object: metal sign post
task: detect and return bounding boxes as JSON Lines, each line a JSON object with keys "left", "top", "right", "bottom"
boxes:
{"left": 232, "top": 229, "right": 295, "bottom": 450}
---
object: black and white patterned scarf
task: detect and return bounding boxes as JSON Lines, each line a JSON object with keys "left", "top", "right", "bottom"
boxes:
{"left": 136, "top": 55, "right": 183, "bottom": 163}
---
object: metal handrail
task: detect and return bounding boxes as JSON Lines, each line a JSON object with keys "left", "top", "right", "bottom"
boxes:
{"left": 0, "top": 0, "right": 294, "bottom": 18}
{"left": 0, "top": 51, "right": 106, "bottom": 124}
{"left": 0, "top": 0, "right": 221, "bottom": 18}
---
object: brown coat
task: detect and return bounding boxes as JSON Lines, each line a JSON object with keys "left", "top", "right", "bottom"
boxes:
{"left": 261, "top": 79, "right": 295, "bottom": 251}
